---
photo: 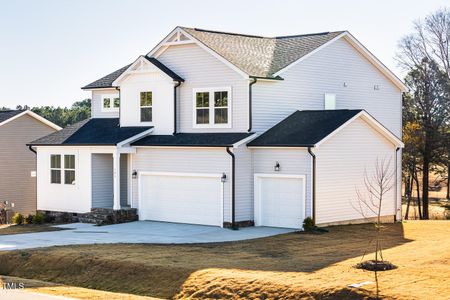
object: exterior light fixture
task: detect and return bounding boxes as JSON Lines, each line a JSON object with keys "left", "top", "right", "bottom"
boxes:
{"left": 221, "top": 173, "right": 227, "bottom": 182}
{"left": 374, "top": 85, "right": 380, "bottom": 90}
{"left": 343, "top": 82, "right": 348, "bottom": 87}
{"left": 132, "top": 170, "right": 138, "bottom": 179}
{"left": 274, "top": 161, "right": 281, "bottom": 172}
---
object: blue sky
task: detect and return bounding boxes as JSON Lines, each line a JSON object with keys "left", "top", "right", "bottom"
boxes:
{"left": 0, "top": 0, "right": 448, "bottom": 108}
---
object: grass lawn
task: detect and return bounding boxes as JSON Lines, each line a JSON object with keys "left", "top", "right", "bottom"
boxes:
{"left": 0, "top": 221, "right": 449, "bottom": 299}
{"left": 0, "top": 224, "right": 68, "bottom": 235}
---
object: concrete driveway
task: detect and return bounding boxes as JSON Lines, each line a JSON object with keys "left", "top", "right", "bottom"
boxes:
{"left": 0, "top": 221, "right": 294, "bottom": 251}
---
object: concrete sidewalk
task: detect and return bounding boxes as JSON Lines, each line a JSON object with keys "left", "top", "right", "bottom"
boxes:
{"left": 0, "top": 221, "right": 294, "bottom": 250}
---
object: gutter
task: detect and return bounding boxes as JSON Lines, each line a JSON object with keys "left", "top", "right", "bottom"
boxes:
{"left": 307, "top": 147, "right": 316, "bottom": 224}
{"left": 226, "top": 147, "right": 237, "bottom": 230}
{"left": 28, "top": 145, "right": 36, "bottom": 154}
{"left": 248, "top": 78, "right": 257, "bottom": 132}
{"left": 173, "top": 81, "right": 182, "bottom": 134}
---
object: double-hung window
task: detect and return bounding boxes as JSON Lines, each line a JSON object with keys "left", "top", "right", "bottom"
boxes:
{"left": 50, "top": 154, "right": 76, "bottom": 185}
{"left": 193, "top": 87, "right": 231, "bottom": 128}
{"left": 102, "top": 94, "right": 120, "bottom": 112}
{"left": 140, "top": 91, "right": 152, "bottom": 122}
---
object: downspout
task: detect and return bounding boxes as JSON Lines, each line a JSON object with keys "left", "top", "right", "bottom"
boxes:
{"left": 307, "top": 147, "right": 316, "bottom": 224}
{"left": 395, "top": 147, "right": 400, "bottom": 222}
{"left": 173, "top": 81, "right": 182, "bottom": 135}
{"left": 226, "top": 147, "right": 237, "bottom": 230}
{"left": 248, "top": 78, "right": 257, "bottom": 132}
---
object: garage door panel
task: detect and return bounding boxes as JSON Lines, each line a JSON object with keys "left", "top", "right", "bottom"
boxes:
{"left": 140, "top": 174, "right": 222, "bottom": 226}
{"left": 256, "top": 175, "right": 305, "bottom": 229}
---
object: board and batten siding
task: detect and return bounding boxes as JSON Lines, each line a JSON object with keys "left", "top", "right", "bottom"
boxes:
{"left": 91, "top": 89, "right": 120, "bottom": 118}
{"left": 315, "top": 117, "right": 397, "bottom": 225}
{"left": 131, "top": 147, "right": 232, "bottom": 222}
{"left": 251, "top": 148, "right": 313, "bottom": 218}
{"left": 252, "top": 38, "right": 402, "bottom": 137}
{"left": 157, "top": 43, "right": 249, "bottom": 133}
{"left": 0, "top": 114, "right": 57, "bottom": 215}
{"left": 91, "top": 154, "right": 113, "bottom": 208}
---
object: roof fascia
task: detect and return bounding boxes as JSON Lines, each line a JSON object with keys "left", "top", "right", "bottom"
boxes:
{"left": 117, "top": 128, "right": 154, "bottom": 148}
{"left": 232, "top": 133, "right": 258, "bottom": 148}
{"left": 0, "top": 110, "right": 62, "bottom": 130}
{"left": 112, "top": 56, "right": 174, "bottom": 86}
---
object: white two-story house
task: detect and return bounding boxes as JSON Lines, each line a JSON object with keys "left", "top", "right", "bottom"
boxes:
{"left": 29, "top": 27, "right": 405, "bottom": 229}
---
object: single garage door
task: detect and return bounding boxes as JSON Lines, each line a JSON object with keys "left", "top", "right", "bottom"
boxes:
{"left": 139, "top": 172, "right": 223, "bottom": 226}
{"left": 255, "top": 174, "right": 305, "bottom": 229}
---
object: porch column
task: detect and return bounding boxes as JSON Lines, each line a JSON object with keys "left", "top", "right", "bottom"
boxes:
{"left": 113, "top": 151, "right": 121, "bottom": 210}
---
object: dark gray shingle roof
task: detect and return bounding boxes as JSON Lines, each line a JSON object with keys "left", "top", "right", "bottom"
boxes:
{"left": 132, "top": 132, "right": 254, "bottom": 147}
{"left": 82, "top": 56, "right": 184, "bottom": 90}
{"left": 182, "top": 27, "right": 344, "bottom": 78}
{"left": 29, "top": 118, "right": 152, "bottom": 146}
{"left": 248, "top": 110, "right": 362, "bottom": 147}
{"left": 0, "top": 110, "right": 24, "bottom": 124}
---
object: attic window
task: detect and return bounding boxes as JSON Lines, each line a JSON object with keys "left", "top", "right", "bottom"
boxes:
{"left": 102, "top": 95, "right": 120, "bottom": 112}
{"left": 324, "top": 93, "right": 336, "bottom": 110}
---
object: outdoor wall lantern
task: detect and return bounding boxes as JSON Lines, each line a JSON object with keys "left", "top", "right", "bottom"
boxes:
{"left": 221, "top": 173, "right": 227, "bottom": 182}
{"left": 274, "top": 161, "right": 281, "bottom": 172}
{"left": 132, "top": 170, "right": 138, "bottom": 179}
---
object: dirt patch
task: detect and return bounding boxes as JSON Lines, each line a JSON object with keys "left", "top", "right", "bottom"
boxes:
{"left": 0, "top": 224, "right": 68, "bottom": 235}
{"left": 0, "top": 221, "right": 448, "bottom": 299}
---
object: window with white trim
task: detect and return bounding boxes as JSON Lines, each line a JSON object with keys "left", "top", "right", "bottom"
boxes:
{"left": 50, "top": 155, "right": 61, "bottom": 184}
{"left": 64, "top": 155, "right": 76, "bottom": 185}
{"left": 193, "top": 88, "right": 231, "bottom": 127}
{"left": 102, "top": 94, "right": 120, "bottom": 112}
{"left": 50, "top": 154, "right": 76, "bottom": 185}
{"left": 140, "top": 91, "right": 152, "bottom": 122}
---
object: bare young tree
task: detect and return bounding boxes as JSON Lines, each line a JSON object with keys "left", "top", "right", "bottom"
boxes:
{"left": 353, "top": 158, "right": 396, "bottom": 299}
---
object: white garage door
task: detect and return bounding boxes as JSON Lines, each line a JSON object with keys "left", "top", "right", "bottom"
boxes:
{"left": 139, "top": 172, "right": 223, "bottom": 226}
{"left": 255, "top": 174, "right": 305, "bottom": 229}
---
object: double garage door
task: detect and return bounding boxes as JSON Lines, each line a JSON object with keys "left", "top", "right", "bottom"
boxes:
{"left": 139, "top": 172, "right": 223, "bottom": 226}
{"left": 139, "top": 172, "right": 305, "bottom": 229}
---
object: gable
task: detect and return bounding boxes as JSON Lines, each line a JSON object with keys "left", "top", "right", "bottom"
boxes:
{"left": 0, "top": 110, "right": 61, "bottom": 130}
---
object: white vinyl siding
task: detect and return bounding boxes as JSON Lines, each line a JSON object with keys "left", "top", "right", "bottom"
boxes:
{"left": 91, "top": 89, "right": 120, "bottom": 118}
{"left": 252, "top": 38, "right": 402, "bottom": 137}
{"left": 131, "top": 147, "right": 232, "bottom": 222}
{"left": 252, "top": 148, "right": 312, "bottom": 218}
{"left": 234, "top": 145, "right": 253, "bottom": 222}
{"left": 157, "top": 43, "right": 248, "bottom": 132}
{"left": 315, "top": 117, "right": 397, "bottom": 225}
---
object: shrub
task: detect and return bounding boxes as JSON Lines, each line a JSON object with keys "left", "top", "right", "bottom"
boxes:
{"left": 303, "top": 217, "right": 315, "bottom": 231}
{"left": 25, "top": 214, "right": 34, "bottom": 224}
{"left": 32, "top": 213, "right": 45, "bottom": 224}
{"left": 12, "top": 213, "right": 24, "bottom": 225}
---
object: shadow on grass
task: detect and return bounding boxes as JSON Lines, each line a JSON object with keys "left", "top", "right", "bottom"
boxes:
{"left": 0, "top": 223, "right": 411, "bottom": 299}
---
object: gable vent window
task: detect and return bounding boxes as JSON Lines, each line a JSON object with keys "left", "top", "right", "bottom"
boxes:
{"left": 324, "top": 93, "right": 336, "bottom": 110}
{"left": 140, "top": 91, "right": 153, "bottom": 122}
{"left": 193, "top": 87, "right": 231, "bottom": 128}
{"left": 102, "top": 95, "right": 120, "bottom": 112}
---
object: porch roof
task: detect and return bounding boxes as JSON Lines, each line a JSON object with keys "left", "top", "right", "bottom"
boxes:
{"left": 131, "top": 132, "right": 254, "bottom": 147}
{"left": 28, "top": 118, "right": 152, "bottom": 146}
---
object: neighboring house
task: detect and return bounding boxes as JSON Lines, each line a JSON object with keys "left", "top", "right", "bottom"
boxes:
{"left": 29, "top": 27, "right": 405, "bottom": 229}
{"left": 0, "top": 110, "right": 61, "bottom": 217}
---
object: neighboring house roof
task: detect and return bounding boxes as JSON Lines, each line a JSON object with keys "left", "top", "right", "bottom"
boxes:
{"left": 29, "top": 118, "right": 152, "bottom": 146}
{"left": 180, "top": 27, "right": 344, "bottom": 79}
{"left": 0, "top": 110, "right": 61, "bottom": 130}
{"left": 248, "top": 109, "right": 404, "bottom": 147}
{"left": 82, "top": 56, "right": 183, "bottom": 90}
{"left": 132, "top": 132, "right": 255, "bottom": 147}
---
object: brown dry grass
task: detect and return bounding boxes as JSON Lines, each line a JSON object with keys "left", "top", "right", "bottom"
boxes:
{"left": 0, "top": 221, "right": 448, "bottom": 299}
{"left": 0, "top": 224, "right": 68, "bottom": 235}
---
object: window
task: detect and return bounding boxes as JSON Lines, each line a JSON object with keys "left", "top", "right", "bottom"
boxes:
{"left": 102, "top": 95, "right": 120, "bottom": 111}
{"left": 140, "top": 91, "right": 152, "bottom": 122}
{"left": 50, "top": 155, "right": 61, "bottom": 184}
{"left": 64, "top": 155, "right": 76, "bottom": 185}
{"left": 324, "top": 93, "right": 336, "bottom": 110}
{"left": 50, "top": 154, "right": 75, "bottom": 185}
{"left": 193, "top": 88, "right": 231, "bottom": 127}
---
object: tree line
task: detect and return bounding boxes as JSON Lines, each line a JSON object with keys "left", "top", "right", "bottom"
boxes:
{"left": 397, "top": 7, "right": 450, "bottom": 219}
{"left": 0, "top": 99, "right": 91, "bottom": 128}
